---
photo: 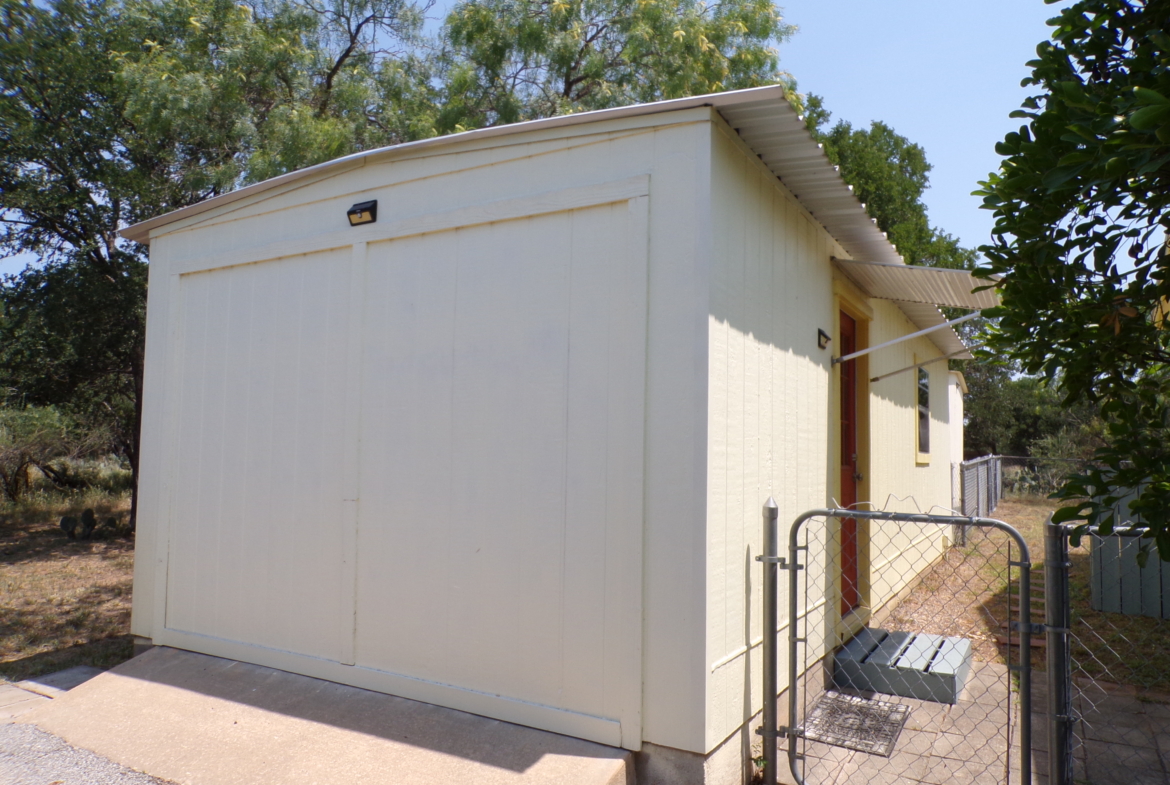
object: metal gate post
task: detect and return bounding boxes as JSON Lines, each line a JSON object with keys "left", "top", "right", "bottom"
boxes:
{"left": 760, "top": 498, "right": 779, "bottom": 785}
{"left": 1019, "top": 561, "right": 1034, "bottom": 785}
{"left": 1046, "top": 518, "right": 1074, "bottom": 785}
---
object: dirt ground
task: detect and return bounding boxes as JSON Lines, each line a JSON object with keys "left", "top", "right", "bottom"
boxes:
{"left": 0, "top": 498, "right": 135, "bottom": 682}
{"left": 875, "top": 497, "right": 1170, "bottom": 693}
{"left": 878, "top": 497, "right": 1055, "bottom": 666}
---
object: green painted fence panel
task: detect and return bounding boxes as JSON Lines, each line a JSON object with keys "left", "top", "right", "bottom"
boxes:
{"left": 1089, "top": 533, "right": 1167, "bottom": 618}
{"left": 1119, "top": 536, "right": 1143, "bottom": 616}
{"left": 1093, "top": 535, "right": 1123, "bottom": 614}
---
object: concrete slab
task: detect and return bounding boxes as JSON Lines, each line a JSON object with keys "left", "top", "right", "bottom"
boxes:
{"left": 16, "top": 665, "right": 105, "bottom": 698}
{"left": 18, "top": 647, "right": 633, "bottom": 785}
{"left": 0, "top": 683, "right": 48, "bottom": 722}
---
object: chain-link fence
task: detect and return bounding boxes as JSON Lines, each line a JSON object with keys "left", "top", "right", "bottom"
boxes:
{"left": 959, "top": 455, "right": 1002, "bottom": 517}
{"left": 1046, "top": 522, "right": 1170, "bottom": 785}
{"left": 956, "top": 455, "right": 1092, "bottom": 515}
{"left": 760, "top": 507, "right": 1034, "bottom": 785}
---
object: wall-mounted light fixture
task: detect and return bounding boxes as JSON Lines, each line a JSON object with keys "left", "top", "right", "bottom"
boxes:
{"left": 817, "top": 328, "right": 832, "bottom": 350}
{"left": 347, "top": 200, "right": 378, "bottom": 226}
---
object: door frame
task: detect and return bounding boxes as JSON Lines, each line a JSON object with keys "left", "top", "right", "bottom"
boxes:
{"left": 832, "top": 277, "right": 872, "bottom": 632}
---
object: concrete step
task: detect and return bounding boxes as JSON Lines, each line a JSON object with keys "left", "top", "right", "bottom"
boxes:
{"left": 18, "top": 647, "right": 633, "bottom": 785}
{"left": 16, "top": 665, "right": 104, "bottom": 698}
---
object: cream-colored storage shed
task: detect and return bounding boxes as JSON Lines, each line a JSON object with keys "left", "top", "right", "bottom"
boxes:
{"left": 124, "top": 85, "right": 988, "bottom": 784}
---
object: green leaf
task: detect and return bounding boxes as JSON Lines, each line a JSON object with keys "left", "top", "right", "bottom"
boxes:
{"left": 1056, "top": 151, "right": 1094, "bottom": 166}
{"left": 1041, "top": 164, "right": 1084, "bottom": 190}
{"left": 1130, "top": 104, "right": 1170, "bottom": 131}
{"left": 1133, "top": 87, "right": 1170, "bottom": 106}
{"left": 1051, "top": 505, "right": 1087, "bottom": 524}
{"left": 1103, "top": 156, "right": 1130, "bottom": 176}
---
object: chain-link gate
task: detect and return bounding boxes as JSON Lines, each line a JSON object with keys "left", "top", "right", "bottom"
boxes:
{"left": 758, "top": 503, "right": 1034, "bottom": 785}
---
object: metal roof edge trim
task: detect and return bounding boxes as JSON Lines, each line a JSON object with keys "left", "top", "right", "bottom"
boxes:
{"left": 120, "top": 83, "right": 969, "bottom": 359}
{"left": 120, "top": 85, "right": 788, "bottom": 244}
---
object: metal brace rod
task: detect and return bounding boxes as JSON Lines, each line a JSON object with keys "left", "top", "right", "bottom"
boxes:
{"left": 868, "top": 347, "right": 981, "bottom": 384}
{"left": 831, "top": 311, "right": 980, "bottom": 365}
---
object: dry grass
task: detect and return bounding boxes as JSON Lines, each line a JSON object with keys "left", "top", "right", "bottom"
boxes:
{"left": 0, "top": 494, "right": 136, "bottom": 682}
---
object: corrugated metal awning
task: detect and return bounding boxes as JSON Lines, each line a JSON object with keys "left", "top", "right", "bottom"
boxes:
{"left": 832, "top": 258, "right": 999, "bottom": 310}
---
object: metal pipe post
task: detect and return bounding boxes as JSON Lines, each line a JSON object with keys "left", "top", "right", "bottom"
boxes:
{"left": 1018, "top": 560, "right": 1033, "bottom": 785}
{"left": 761, "top": 498, "right": 779, "bottom": 785}
{"left": 1046, "top": 518, "right": 1074, "bottom": 785}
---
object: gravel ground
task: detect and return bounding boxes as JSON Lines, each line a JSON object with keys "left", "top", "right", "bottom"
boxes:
{"left": 0, "top": 723, "right": 174, "bottom": 785}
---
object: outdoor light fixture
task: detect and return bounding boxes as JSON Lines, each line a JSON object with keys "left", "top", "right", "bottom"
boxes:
{"left": 347, "top": 200, "right": 378, "bottom": 226}
{"left": 818, "top": 328, "right": 831, "bottom": 350}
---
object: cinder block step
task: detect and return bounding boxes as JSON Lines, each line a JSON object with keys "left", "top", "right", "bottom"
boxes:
{"left": 833, "top": 627, "right": 972, "bottom": 705}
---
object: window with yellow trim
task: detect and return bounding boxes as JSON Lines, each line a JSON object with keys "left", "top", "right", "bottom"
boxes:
{"left": 917, "top": 366, "right": 930, "bottom": 455}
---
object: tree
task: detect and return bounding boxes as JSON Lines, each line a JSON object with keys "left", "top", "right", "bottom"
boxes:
{"left": 0, "top": 405, "right": 99, "bottom": 502}
{"left": 802, "top": 95, "right": 977, "bottom": 271}
{"left": 1, "top": 0, "right": 792, "bottom": 527}
{"left": 975, "top": 0, "right": 1170, "bottom": 560}
{"left": 0, "top": 0, "right": 430, "bottom": 525}
{"left": 961, "top": 359, "right": 1103, "bottom": 459}
{"left": 438, "top": 0, "right": 793, "bottom": 130}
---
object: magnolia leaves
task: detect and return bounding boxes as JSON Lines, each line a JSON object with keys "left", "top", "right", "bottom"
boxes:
{"left": 1130, "top": 86, "right": 1170, "bottom": 139}
{"left": 977, "top": 0, "right": 1170, "bottom": 556}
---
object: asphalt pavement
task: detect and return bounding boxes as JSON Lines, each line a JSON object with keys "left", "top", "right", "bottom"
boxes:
{"left": 0, "top": 721, "right": 173, "bottom": 785}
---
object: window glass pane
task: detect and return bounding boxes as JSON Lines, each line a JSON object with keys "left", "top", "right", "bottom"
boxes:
{"left": 918, "top": 367, "right": 930, "bottom": 454}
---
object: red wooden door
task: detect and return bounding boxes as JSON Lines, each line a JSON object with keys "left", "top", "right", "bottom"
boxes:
{"left": 839, "top": 312, "right": 860, "bottom": 616}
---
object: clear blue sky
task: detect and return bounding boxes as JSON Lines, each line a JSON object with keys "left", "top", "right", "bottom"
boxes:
{"left": 778, "top": 0, "right": 1063, "bottom": 254}
{"left": 0, "top": 0, "right": 1062, "bottom": 278}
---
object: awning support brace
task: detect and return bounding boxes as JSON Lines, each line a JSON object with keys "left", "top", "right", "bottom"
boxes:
{"left": 831, "top": 311, "right": 980, "bottom": 365}
{"left": 868, "top": 347, "right": 981, "bottom": 384}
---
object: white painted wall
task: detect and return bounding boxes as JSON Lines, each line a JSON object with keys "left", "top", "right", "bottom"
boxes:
{"left": 703, "top": 118, "right": 958, "bottom": 752}
{"left": 949, "top": 371, "right": 967, "bottom": 467}
{"left": 704, "top": 120, "right": 838, "bottom": 751}
{"left": 134, "top": 111, "right": 715, "bottom": 753}
{"left": 133, "top": 105, "right": 965, "bottom": 766}
{"left": 353, "top": 203, "right": 646, "bottom": 743}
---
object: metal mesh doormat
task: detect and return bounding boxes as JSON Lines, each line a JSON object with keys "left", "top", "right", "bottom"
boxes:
{"left": 798, "top": 691, "right": 910, "bottom": 757}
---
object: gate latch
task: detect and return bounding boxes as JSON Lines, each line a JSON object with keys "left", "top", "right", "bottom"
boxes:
{"left": 1009, "top": 621, "right": 1046, "bottom": 635}
{"left": 755, "top": 555, "right": 803, "bottom": 570}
